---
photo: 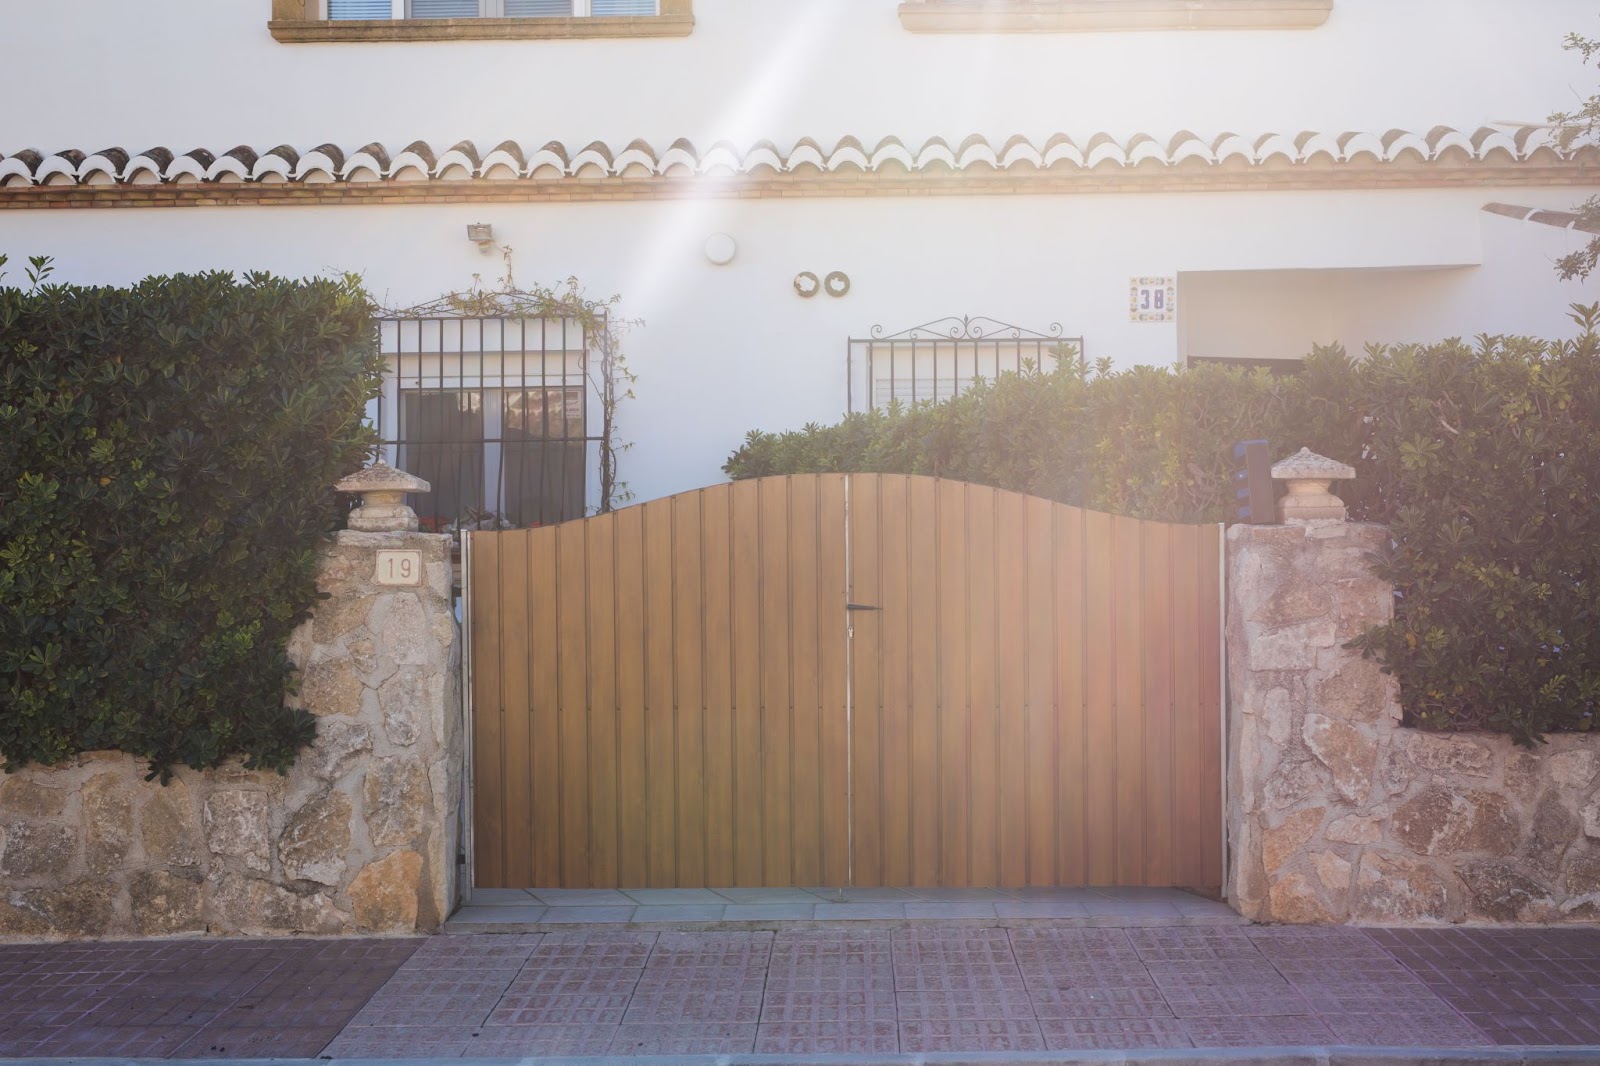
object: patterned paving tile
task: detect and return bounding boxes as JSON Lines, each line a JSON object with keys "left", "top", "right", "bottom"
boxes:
{"left": 1125, "top": 927, "right": 1267, "bottom": 962}
{"left": 526, "top": 930, "right": 656, "bottom": 967}
{"left": 463, "top": 1023, "right": 619, "bottom": 1056}
{"left": 1181, "top": 1014, "right": 1335, "bottom": 1047}
{"left": 621, "top": 988, "right": 765, "bottom": 1023}
{"left": 319, "top": 1025, "right": 480, "bottom": 1058}
{"left": 1157, "top": 981, "right": 1312, "bottom": 1018}
{"left": 1029, "top": 985, "right": 1173, "bottom": 1019}
{"left": 399, "top": 934, "right": 542, "bottom": 970}
{"left": 755, "top": 1020, "right": 900, "bottom": 1053}
{"left": 1040, "top": 1017, "right": 1193, "bottom": 1049}
{"left": 1319, "top": 1009, "right": 1495, "bottom": 1046}
{"left": 895, "top": 988, "right": 1039, "bottom": 1020}
{"left": 899, "top": 1018, "right": 1046, "bottom": 1051}
{"left": 488, "top": 992, "right": 632, "bottom": 1025}
{"left": 609, "top": 1022, "right": 758, "bottom": 1054}
{"left": 504, "top": 968, "right": 644, "bottom": 996}
{"left": 761, "top": 989, "right": 899, "bottom": 1021}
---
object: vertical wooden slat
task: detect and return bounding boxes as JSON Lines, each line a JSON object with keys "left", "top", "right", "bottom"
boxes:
{"left": 1081, "top": 509, "right": 1115, "bottom": 885}
{"left": 527, "top": 526, "right": 560, "bottom": 886}
{"left": 585, "top": 517, "right": 619, "bottom": 888}
{"left": 759, "top": 477, "right": 794, "bottom": 886}
{"left": 672, "top": 493, "right": 706, "bottom": 886}
{"left": 642, "top": 499, "right": 677, "bottom": 886}
{"left": 1140, "top": 521, "right": 1175, "bottom": 888}
{"left": 965, "top": 485, "right": 998, "bottom": 887}
{"left": 470, "top": 532, "right": 505, "bottom": 887}
{"left": 729, "top": 480, "right": 764, "bottom": 887}
{"left": 845, "top": 473, "right": 882, "bottom": 887}
{"left": 1169, "top": 526, "right": 1204, "bottom": 888}
{"left": 817, "top": 474, "right": 850, "bottom": 887}
{"left": 613, "top": 507, "right": 648, "bottom": 888}
{"left": 1023, "top": 499, "right": 1057, "bottom": 886}
{"left": 1197, "top": 523, "right": 1225, "bottom": 890}
{"left": 907, "top": 476, "right": 941, "bottom": 885}
{"left": 556, "top": 520, "right": 591, "bottom": 886}
{"left": 1055, "top": 506, "right": 1087, "bottom": 887}
{"left": 701, "top": 485, "right": 736, "bottom": 888}
{"left": 877, "top": 476, "right": 912, "bottom": 887}
{"left": 1111, "top": 514, "right": 1145, "bottom": 885}
{"left": 937, "top": 481, "right": 969, "bottom": 886}
{"left": 995, "top": 489, "right": 1030, "bottom": 888}
{"left": 787, "top": 478, "right": 821, "bottom": 886}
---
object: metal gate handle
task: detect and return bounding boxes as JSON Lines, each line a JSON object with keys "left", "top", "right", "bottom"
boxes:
{"left": 846, "top": 603, "right": 881, "bottom": 611}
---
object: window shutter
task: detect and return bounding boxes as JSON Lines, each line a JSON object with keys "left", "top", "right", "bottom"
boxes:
{"left": 410, "top": 0, "right": 479, "bottom": 16}
{"left": 328, "top": 0, "right": 391, "bottom": 17}
{"left": 591, "top": 0, "right": 657, "bottom": 12}
{"left": 505, "top": 0, "right": 574, "bottom": 13}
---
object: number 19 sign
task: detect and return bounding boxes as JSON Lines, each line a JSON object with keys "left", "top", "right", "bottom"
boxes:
{"left": 1130, "top": 277, "right": 1177, "bottom": 323}
{"left": 375, "top": 550, "right": 424, "bottom": 587}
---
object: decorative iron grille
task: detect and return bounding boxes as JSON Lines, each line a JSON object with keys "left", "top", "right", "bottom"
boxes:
{"left": 371, "top": 316, "right": 602, "bottom": 532}
{"left": 847, "top": 316, "right": 1085, "bottom": 413}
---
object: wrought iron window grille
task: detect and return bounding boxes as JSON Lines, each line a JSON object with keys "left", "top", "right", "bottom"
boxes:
{"left": 371, "top": 315, "right": 603, "bottom": 535}
{"left": 847, "top": 315, "right": 1085, "bottom": 413}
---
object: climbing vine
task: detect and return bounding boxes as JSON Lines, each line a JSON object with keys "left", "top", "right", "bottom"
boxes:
{"left": 375, "top": 248, "right": 638, "bottom": 515}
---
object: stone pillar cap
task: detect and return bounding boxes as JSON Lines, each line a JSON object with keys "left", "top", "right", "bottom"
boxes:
{"left": 1271, "top": 447, "right": 1355, "bottom": 481}
{"left": 335, "top": 460, "right": 431, "bottom": 496}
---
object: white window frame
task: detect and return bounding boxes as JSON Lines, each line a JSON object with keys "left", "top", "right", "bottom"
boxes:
{"left": 323, "top": 0, "right": 658, "bottom": 16}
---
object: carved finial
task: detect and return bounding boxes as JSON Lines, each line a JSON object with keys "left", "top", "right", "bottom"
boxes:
{"left": 335, "top": 460, "right": 431, "bottom": 533}
{"left": 1271, "top": 448, "right": 1355, "bottom": 524}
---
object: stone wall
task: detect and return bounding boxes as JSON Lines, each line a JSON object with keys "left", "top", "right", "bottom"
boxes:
{"left": 1227, "top": 521, "right": 1600, "bottom": 924}
{"left": 0, "top": 530, "right": 461, "bottom": 939}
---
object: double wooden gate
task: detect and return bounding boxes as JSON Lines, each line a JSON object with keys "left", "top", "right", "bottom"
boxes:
{"left": 466, "top": 474, "right": 1222, "bottom": 891}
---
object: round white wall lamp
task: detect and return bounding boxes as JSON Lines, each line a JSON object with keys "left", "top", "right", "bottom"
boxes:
{"left": 704, "top": 233, "right": 738, "bottom": 265}
{"left": 824, "top": 271, "right": 851, "bottom": 297}
{"left": 794, "top": 271, "right": 821, "bottom": 298}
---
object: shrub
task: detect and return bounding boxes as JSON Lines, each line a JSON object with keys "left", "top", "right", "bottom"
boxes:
{"left": 0, "top": 268, "right": 382, "bottom": 776}
{"left": 725, "top": 309, "right": 1600, "bottom": 741}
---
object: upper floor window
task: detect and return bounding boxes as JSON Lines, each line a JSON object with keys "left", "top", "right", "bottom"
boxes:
{"left": 897, "top": 0, "right": 1332, "bottom": 33}
{"left": 271, "top": 0, "right": 691, "bottom": 41}
{"left": 328, "top": 0, "right": 656, "bottom": 17}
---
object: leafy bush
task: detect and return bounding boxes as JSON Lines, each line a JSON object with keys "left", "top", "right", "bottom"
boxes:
{"left": 725, "top": 310, "right": 1600, "bottom": 741}
{"left": 1348, "top": 317, "right": 1600, "bottom": 741}
{"left": 1, "top": 267, "right": 382, "bottom": 775}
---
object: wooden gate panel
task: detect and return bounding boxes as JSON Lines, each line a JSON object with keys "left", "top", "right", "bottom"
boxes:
{"left": 846, "top": 478, "right": 1223, "bottom": 889}
{"left": 470, "top": 473, "right": 1222, "bottom": 890}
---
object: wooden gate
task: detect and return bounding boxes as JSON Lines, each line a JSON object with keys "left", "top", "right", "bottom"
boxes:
{"left": 467, "top": 474, "right": 1222, "bottom": 891}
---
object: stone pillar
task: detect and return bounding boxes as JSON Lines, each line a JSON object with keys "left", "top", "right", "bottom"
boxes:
{"left": 1226, "top": 521, "right": 1400, "bottom": 922}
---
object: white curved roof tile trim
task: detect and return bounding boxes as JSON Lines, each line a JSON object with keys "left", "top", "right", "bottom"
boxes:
{"left": 0, "top": 127, "right": 1581, "bottom": 187}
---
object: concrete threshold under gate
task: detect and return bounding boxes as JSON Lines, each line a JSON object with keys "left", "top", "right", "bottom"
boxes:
{"left": 445, "top": 886, "right": 1241, "bottom": 932}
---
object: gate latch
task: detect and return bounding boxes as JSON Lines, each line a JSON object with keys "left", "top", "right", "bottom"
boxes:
{"left": 846, "top": 603, "right": 882, "bottom": 612}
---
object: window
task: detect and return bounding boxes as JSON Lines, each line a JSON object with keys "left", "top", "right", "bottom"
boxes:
{"left": 327, "top": 0, "right": 657, "bottom": 17}
{"left": 271, "top": 0, "right": 691, "bottom": 42}
{"left": 373, "top": 317, "right": 598, "bottom": 532}
{"left": 897, "top": 0, "right": 1332, "bottom": 33}
{"left": 847, "top": 317, "right": 1084, "bottom": 414}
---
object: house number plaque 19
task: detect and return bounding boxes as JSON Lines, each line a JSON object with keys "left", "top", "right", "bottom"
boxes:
{"left": 375, "top": 550, "right": 424, "bottom": 587}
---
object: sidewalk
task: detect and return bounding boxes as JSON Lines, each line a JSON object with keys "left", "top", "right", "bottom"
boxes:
{"left": 0, "top": 921, "right": 1598, "bottom": 1059}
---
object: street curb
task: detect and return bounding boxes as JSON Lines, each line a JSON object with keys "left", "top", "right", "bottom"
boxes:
{"left": 442, "top": 915, "right": 1251, "bottom": 934}
{"left": 7, "top": 1048, "right": 1600, "bottom": 1066}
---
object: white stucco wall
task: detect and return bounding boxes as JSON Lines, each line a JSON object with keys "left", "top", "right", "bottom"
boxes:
{"left": 0, "top": 0, "right": 1595, "bottom": 151}
{"left": 5, "top": 185, "right": 1596, "bottom": 502}
{"left": 5, "top": 0, "right": 1599, "bottom": 501}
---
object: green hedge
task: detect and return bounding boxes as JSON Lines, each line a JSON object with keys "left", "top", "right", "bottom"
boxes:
{"left": 1, "top": 270, "right": 382, "bottom": 776}
{"left": 725, "top": 309, "right": 1600, "bottom": 743}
